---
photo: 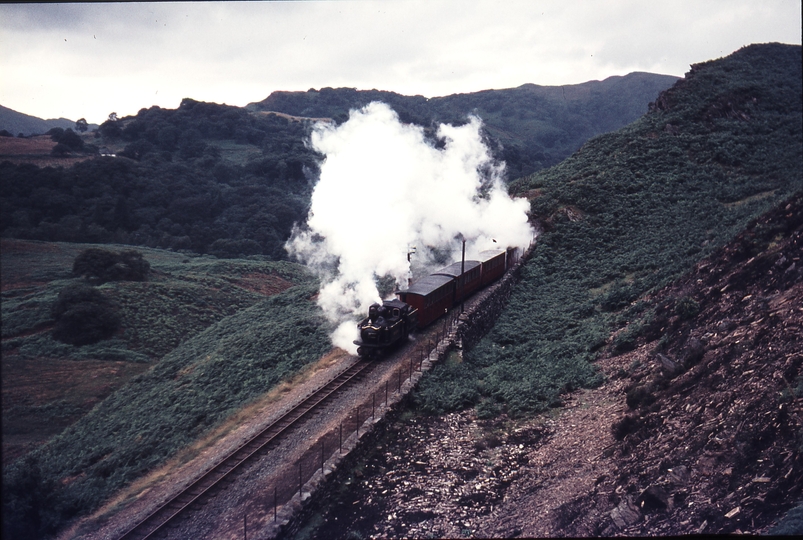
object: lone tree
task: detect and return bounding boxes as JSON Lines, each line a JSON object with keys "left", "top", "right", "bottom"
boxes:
{"left": 75, "top": 118, "right": 88, "bottom": 133}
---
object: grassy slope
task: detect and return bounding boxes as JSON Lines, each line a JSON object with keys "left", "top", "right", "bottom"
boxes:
{"left": 414, "top": 43, "right": 802, "bottom": 417}
{"left": 1, "top": 241, "right": 330, "bottom": 537}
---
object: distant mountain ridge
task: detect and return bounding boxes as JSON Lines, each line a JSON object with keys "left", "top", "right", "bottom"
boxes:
{"left": 0, "top": 104, "right": 98, "bottom": 136}
{"left": 249, "top": 71, "right": 680, "bottom": 178}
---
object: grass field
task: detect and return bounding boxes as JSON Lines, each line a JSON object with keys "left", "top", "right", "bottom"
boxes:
{"left": 1, "top": 238, "right": 310, "bottom": 465}
{"left": 0, "top": 134, "right": 96, "bottom": 167}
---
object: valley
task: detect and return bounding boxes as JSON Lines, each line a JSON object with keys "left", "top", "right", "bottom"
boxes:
{"left": 1, "top": 43, "right": 801, "bottom": 538}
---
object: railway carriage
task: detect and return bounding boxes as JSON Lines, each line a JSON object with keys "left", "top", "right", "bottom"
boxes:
{"left": 396, "top": 273, "right": 455, "bottom": 327}
{"left": 354, "top": 247, "right": 519, "bottom": 357}
{"left": 478, "top": 249, "right": 507, "bottom": 286}
{"left": 432, "top": 260, "right": 482, "bottom": 305}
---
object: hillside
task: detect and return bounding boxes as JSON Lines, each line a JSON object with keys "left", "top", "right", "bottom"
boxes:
{"left": 1, "top": 73, "right": 676, "bottom": 260}
{"left": 1, "top": 102, "right": 320, "bottom": 261}
{"left": 3, "top": 43, "right": 800, "bottom": 538}
{"left": 415, "top": 42, "right": 802, "bottom": 418}
{"left": 0, "top": 105, "right": 96, "bottom": 137}
{"left": 297, "top": 191, "right": 802, "bottom": 538}
{"left": 1, "top": 240, "right": 330, "bottom": 538}
{"left": 287, "top": 43, "right": 803, "bottom": 538}
{"left": 250, "top": 72, "right": 679, "bottom": 178}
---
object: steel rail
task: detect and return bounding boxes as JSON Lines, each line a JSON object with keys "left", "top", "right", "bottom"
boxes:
{"left": 118, "top": 358, "right": 373, "bottom": 540}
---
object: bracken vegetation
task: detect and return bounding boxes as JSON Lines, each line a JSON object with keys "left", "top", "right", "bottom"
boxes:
{"left": 1, "top": 43, "right": 799, "bottom": 538}
{"left": 1, "top": 239, "right": 328, "bottom": 537}
{"left": 3, "top": 279, "right": 329, "bottom": 538}
{"left": 415, "top": 43, "right": 802, "bottom": 417}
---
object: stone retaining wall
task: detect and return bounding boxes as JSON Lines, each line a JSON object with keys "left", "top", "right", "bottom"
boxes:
{"left": 455, "top": 242, "right": 534, "bottom": 352}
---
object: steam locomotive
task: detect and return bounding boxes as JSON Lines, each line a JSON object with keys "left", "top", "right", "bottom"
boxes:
{"left": 354, "top": 248, "right": 516, "bottom": 357}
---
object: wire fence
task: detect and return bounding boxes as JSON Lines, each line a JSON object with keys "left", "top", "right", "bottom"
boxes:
{"left": 241, "top": 244, "right": 538, "bottom": 537}
{"left": 236, "top": 308, "right": 461, "bottom": 538}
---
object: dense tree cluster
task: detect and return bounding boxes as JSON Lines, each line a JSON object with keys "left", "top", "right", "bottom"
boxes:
{"left": 47, "top": 127, "right": 87, "bottom": 156}
{"left": 72, "top": 248, "right": 150, "bottom": 283}
{"left": 51, "top": 284, "right": 121, "bottom": 346}
{"left": 1, "top": 100, "right": 319, "bottom": 259}
{"left": 1, "top": 77, "right": 674, "bottom": 258}
{"left": 98, "top": 98, "right": 313, "bottom": 164}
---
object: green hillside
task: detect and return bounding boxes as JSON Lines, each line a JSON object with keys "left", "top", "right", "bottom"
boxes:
{"left": 1, "top": 240, "right": 329, "bottom": 538}
{"left": 1, "top": 102, "right": 319, "bottom": 260}
{"left": 415, "top": 43, "right": 802, "bottom": 417}
{"left": 3, "top": 43, "right": 799, "bottom": 538}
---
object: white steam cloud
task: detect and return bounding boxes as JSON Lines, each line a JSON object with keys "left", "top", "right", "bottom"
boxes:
{"left": 286, "top": 102, "right": 534, "bottom": 353}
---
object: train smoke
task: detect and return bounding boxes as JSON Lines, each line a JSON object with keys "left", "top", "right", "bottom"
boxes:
{"left": 286, "top": 101, "right": 534, "bottom": 353}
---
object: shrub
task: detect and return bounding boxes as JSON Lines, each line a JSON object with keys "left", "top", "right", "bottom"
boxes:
{"left": 768, "top": 500, "right": 803, "bottom": 535}
{"left": 625, "top": 385, "right": 655, "bottom": 409}
{"left": 1, "top": 455, "right": 58, "bottom": 539}
{"left": 73, "top": 248, "right": 150, "bottom": 283}
{"left": 675, "top": 297, "right": 700, "bottom": 320}
{"left": 612, "top": 414, "right": 642, "bottom": 440}
{"left": 51, "top": 284, "right": 120, "bottom": 346}
{"left": 51, "top": 143, "right": 72, "bottom": 156}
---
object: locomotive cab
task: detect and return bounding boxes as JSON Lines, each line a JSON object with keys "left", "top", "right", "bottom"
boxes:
{"left": 354, "top": 299, "right": 418, "bottom": 358}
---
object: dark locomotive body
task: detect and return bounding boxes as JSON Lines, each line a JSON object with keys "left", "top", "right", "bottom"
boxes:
{"left": 354, "top": 299, "right": 418, "bottom": 358}
{"left": 355, "top": 248, "right": 517, "bottom": 358}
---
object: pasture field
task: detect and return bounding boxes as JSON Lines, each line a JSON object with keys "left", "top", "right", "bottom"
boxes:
{"left": 0, "top": 134, "right": 96, "bottom": 167}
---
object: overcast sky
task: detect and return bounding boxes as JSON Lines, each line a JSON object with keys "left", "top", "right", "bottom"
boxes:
{"left": 1, "top": 0, "right": 800, "bottom": 125}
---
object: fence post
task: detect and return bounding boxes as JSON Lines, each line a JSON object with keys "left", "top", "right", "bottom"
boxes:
{"left": 244, "top": 514, "right": 247, "bottom": 540}
{"left": 372, "top": 393, "right": 375, "bottom": 420}
{"left": 339, "top": 422, "right": 342, "bottom": 454}
{"left": 356, "top": 405, "right": 360, "bottom": 436}
{"left": 321, "top": 440, "right": 324, "bottom": 473}
{"left": 298, "top": 462, "right": 302, "bottom": 498}
{"left": 274, "top": 486, "right": 277, "bottom": 522}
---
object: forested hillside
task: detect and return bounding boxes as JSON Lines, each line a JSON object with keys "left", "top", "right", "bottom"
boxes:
{"left": 3, "top": 43, "right": 799, "bottom": 538}
{"left": 1, "top": 101, "right": 319, "bottom": 260}
{"left": 415, "top": 43, "right": 802, "bottom": 417}
{"left": 1, "top": 73, "right": 676, "bottom": 260}
{"left": 251, "top": 72, "right": 678, "bottom": 178}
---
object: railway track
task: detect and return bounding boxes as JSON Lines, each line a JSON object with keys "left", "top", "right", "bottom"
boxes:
{"left": 118, "top": 357, "right": 374, "bottom": 540}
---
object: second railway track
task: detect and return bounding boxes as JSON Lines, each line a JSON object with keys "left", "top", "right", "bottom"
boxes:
{"left": 118, "top": 357, "right": 374, "bottom": 540}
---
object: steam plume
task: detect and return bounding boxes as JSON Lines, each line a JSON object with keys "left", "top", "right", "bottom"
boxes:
{"left": 286, "top": 102, "right": 534, "bottom": 353}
